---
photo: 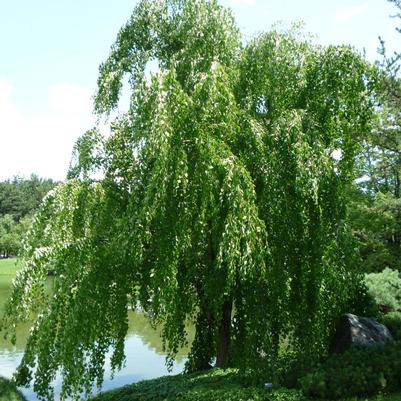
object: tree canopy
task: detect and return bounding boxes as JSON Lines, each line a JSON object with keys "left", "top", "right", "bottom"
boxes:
{"left": 1, "top": 1, "right": 376, "bottom": 400}
{"left": 0, "top": 175, "right": 57, "bottom": 258}
{"left": 0, "top": 175, "right": 56, "bottom": 221}
{"left": 349, "top": 0, "right": 401, "bottom": 272}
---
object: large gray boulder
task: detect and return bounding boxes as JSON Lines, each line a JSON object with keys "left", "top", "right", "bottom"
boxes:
{"left": 330, "top": 313, "right": 393, "bottom": 354}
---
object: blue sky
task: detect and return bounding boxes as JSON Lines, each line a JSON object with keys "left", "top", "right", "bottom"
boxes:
{"left": 0, "top": 0, "right": 399, "bottom": 181}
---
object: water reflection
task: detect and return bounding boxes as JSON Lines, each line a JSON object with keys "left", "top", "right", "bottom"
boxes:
{"left": 0, "top": 273, "right": 193, "bottom": 400}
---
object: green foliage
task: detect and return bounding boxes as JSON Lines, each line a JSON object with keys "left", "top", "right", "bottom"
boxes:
{"left": 0, "top": 215, "right": 20, "bottom": 257}
{"left": 90, "top": 369, "right": 305, "bottom": 401}
{"left": 346, "top": 278, "right": 379, "bottom": 317}
{"left": 381, "top": 312, "right": 401, "bottom": 340}
{"left": 1, "top": 1, "right": 376, "bottom": 399}
{"left": 0, "top": 376, "right": 27, "bottom": 401}
{"left": 368, "top": 394, "right": 401, "bottom": 401}
{"left": 0, "top": 175, "right": 57, "bottom": 221}
{"left": 300, "top": 342, "right": 401, "bottom": 399}
{"left": 349, "top": 0, "right": 401, "bottom": 275}
{"left": 348, "top": 190, "right": 401, "bottom": 273}
{"left": 345, "top": 0, "right": 401, "bottom": 277}
{"left": 365, "top": 268, "right": 401, "bottom": 313}
{"left": 0, "top": 175, "right": 57, "bottom": 258}
{"left": 89, "top": 369, "right": 401, "bottom": 401}
{"left": 0, "top": 215, "right": 33, "bottom": 258}
{"left": 275, "top": 350, "right": 321, "bottom": 390}
{"left": 377, "top": 0, "right": 401, "bottom": 103}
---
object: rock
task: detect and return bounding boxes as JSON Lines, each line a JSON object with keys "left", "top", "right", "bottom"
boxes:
{"left": 330, "top": 313, "right": 393, "bottom": 354}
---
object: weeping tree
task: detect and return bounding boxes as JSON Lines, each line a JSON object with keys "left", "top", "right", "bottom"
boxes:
{"left": 1, "top": 0, "right": 375, "bottom": 399}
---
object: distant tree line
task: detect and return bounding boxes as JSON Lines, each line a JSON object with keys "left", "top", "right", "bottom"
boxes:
{"left": 0, "top": 175, "right": 57, "bottom": 258}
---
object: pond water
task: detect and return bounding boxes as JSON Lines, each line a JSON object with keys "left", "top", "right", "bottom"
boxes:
{"left": 0, "top": 272, "right": 192, "bottom": 400}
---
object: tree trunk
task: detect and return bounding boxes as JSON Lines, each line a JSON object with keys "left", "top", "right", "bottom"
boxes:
{"left": 216, "top": 299, "right": 232, "bottom": 368}
{"left": 186, "top": 298, "right": 215, "bottom": 373}
{"left": 394, "top": 162, "right": 400, "bottom": 246}
{"left": 394, "top": 167, "right": 400, "bottom": 199}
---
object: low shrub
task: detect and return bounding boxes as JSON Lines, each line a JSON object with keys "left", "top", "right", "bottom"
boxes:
{"left": 347, "top": 279, "right": 379, "bottom": 317}
{"left": 365, "top": 268, "right": 401, "bottom": 313}
{"left": 299, "top": 341, "right": 401, "bottom": 399}
{"left": 381, "top": 312, "right": 401, "bottom": 341}
{"left": 276, "top": 351, "right": 321, "bottom": 389}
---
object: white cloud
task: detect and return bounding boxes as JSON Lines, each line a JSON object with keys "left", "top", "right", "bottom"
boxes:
{"left": 0, "top": 80, "right": 13, "bottom": 107}
{"left": 0, "top": 79, "right": 96, "bottom": 181}
{"left": 230, "top": 0, "right": 256, "bottom": 6}
{"left": 334, "top": 3, "right": 369, "bottom": 22}
{"left": 48, "top": 83, "right": 92, "bottom": 114}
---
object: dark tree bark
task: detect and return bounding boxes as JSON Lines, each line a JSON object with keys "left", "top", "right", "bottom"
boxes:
{"left": 216, "top": 298, "right": 233, "bottom": 368}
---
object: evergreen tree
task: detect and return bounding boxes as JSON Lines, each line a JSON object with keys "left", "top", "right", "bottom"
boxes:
{"left": 350, "top": 0, "right": 401, "bottom": 272}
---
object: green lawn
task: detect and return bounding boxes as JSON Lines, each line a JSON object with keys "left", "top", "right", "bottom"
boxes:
{"left": 0, "top": 258, "right": 21, "bottom": 275}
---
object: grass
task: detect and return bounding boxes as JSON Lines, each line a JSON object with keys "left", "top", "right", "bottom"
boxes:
{"left": 0, "top": 258, "right": 21, "bottom": 275}
{"left": 89, "top": 369, "right": 401, "bottom": 401}
{"left": 0, "top": 377, "right": 26, "bottom": 401}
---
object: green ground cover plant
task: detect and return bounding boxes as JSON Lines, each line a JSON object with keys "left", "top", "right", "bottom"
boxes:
{"left": 0, "top": 376, "right": 26, "bottom": 401}
{"left": 90, "top": 369, "right": 401, "bottom": 401}
{"left": 91, "top": 369, "right": 304, "bottom": 401}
